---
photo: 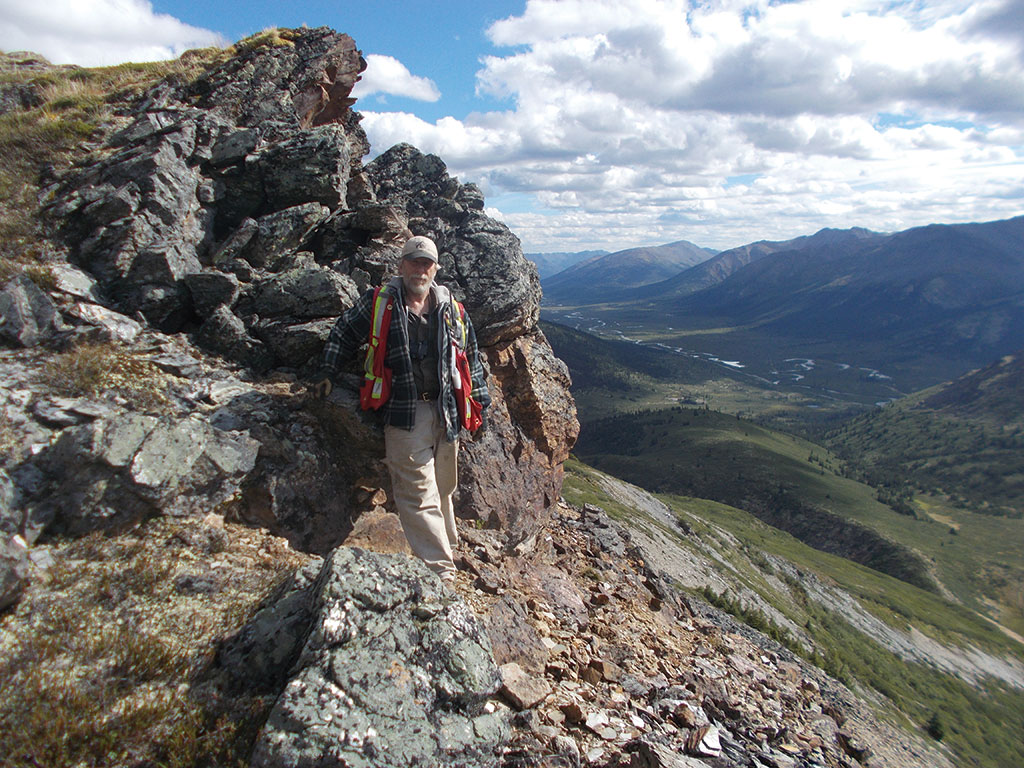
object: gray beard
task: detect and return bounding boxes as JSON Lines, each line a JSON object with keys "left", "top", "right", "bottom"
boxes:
{"left": 403, "top": 276, "right": 431, "bottom": 297}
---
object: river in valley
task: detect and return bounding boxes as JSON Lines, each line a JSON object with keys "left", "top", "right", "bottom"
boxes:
{"left": 544, "top": 309, "right": 905, "bottom": 407}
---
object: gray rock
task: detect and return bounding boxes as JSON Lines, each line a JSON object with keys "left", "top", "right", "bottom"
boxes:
{"left": 209, "top": 218, "right": 258, "bottom": 265}
{"left": 250, "top": 547, "right": 509, "bottom": 768}
{"left": 0, "top": 470, "right": 17, "bottom": 537}
{"left": 258, "top": 128, "right": 352, "bottom": 213}
{"left": 253, "top": 317, "right": 334, "bottom": 369}
{"left": 32, "top": 396, "right": 117, "bottom": 427}
{"left": 214, "top": 557, "right": 324, "bottom": 693}
{"left": 241, "top": 203, "right": 331, "bottom": 269}
{"left": 209, "top": 127, "right": 259, "bottom": 167}
{"left": 65, "top": 302, "right": 143, "bottom": 344}
{"left": 251, "top": 267, "right": 358, "bottom": 318}
{"left": 187, "top": 27, "right": 365, "bottom": 132}
{"left": 50, "top": 263, "right": 104, "bottom": 302}
{"left": 195, "top": 306, "right": 274, "bottom": 370}
{"left": 0, "top": 534, "right": 29, "bottom": 611}
{"left": 0, "top": 275, "right": 66, "bottom": 347}
{"left": 149, "top": 351, "right": 204, "bottom": 378}
{"left": 0, "top": 80, "right": 41, "bottom": 115}
{"left": 23, "top": 414, "right": 260, "bottom": 538}
{"left": 184, "top": 270, "right": 240, "bottom": 317}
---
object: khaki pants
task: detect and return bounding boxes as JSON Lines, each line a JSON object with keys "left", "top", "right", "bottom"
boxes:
{"left": 384, "top": 401, "right": 459, "bottom": 578}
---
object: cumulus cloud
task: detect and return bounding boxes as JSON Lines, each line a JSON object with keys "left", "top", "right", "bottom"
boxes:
{"left": 359, "top": 0, "right": 1024, "bottom": 251}
{"left": 351, "top": 54, "right": 441, "bottom": 102}
{"left": 0, "top": 0, "right": 225, "bottom": 66}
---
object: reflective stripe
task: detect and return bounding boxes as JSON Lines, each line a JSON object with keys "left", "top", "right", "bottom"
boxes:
{"left": 362, "top": 287, "right": 394, "bottom": 407}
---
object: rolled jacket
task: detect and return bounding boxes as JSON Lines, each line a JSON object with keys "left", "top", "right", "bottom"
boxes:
{"left": 318, "top": 277, "right": 491, "bottom": 442}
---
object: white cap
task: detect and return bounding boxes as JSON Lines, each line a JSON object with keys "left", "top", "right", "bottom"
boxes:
{"left": 400, "top": 235, "right": 439, "bottom": 263}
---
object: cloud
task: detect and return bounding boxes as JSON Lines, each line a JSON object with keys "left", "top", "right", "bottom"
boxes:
{"left": 360, "top": 0, "right": 1024, "bottom": 251}
{"left": 0, "top": 0, "right": 225, "bottom": 66}
{"left": 351, "top": 54, "right": 441, "bottom": 102}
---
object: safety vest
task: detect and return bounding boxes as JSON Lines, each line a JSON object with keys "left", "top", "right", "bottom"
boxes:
{"left": 359, "top": 286, "right": 394, "bottom": 410}
{"left": 446, "top": 299, "right": 484, "bottom": 432}
{"left": 360, "top": 286, "right": 482, "bottom": 432}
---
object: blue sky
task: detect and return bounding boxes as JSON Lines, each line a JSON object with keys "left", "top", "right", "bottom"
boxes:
{"left": 2, "top": 0, "right": 1023, "bottom": 253}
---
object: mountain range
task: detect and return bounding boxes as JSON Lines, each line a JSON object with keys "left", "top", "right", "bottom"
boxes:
{"left": 543, "top": 216, "right": 1024, "bottom": 391}
{"left": 524, "top": 249, "right": 607, "bottom": 279}
{"left": 541, "top": 239, "right": 716, "bottom": 304}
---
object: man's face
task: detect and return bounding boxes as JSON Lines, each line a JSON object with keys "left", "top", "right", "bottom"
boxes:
{"left": 399, "top": 256, "right": 438, "bottom": 297}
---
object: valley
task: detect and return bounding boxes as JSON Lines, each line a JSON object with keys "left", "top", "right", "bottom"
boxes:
{"left": 544, "top": 308, "right": 906, "bottom": 410}
{"left": 543, "top": 301, "right": 1024, "bottom": 768}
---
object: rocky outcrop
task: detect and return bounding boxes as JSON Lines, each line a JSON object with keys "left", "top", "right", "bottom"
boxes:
{"left": 215, "top": 547, "right": 509, "bottom": 768}
{"left": 0, "top": 26, "right": 577, "bottom": 563}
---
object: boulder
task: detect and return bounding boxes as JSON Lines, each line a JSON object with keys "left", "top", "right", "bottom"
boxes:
{"left": 236, "top": 387, "right": 389, "bottom": 553}
{"left": 21, "top": 413, "right": 260, "bottom": 541}
{"left": 239, "top": 203, "right": 331, "bottom": 269}
{"left": 184, "top": 270, "right": 240, "bottom": 317}
{"left": 257, "top": 129, "right": 353, "bottom": 214}
{"left": 250, "top": 267, "right": 358, "bottom": 318}
{"left": 0, "top": 275, "right": 66, "bottom": 347}
{"left": 195, "top": 306, "right": 274, "bottom": 370}
{"left": 253, "top": 317, "right": 335, "bottom": 369}
{"left": 65, "top": 302, "right": 143, "bottom": 344}
{"left": 241, "top": 547, "right": 509, "bottom": 768}
{"left": 49, "top": 263, "right": 104, "bottom": 303}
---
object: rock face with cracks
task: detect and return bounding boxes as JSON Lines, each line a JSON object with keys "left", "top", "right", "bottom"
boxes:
{"left": 3, "top": 26, "right": 578, "bottom": 561}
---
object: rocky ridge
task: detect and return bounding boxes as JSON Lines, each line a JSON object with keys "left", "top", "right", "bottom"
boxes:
{"left": 1, "top": 26, "right": 577, "bottom": 569}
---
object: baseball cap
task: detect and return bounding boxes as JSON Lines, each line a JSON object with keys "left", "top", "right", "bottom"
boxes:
{"left": 401, "top": 235, "right": 439, "bottom": 263}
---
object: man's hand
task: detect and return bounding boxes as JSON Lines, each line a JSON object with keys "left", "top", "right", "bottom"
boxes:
{"left": 310, "top": 377, "right": 333, "bottom": 398}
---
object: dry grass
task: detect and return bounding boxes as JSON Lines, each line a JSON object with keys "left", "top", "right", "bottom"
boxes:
{"left": 0, "top": 517, "right": 309, "bottom": 768}
{"left": 233, "top": 27, "right": 302, "bottom": 54}
{"left": 0, "top": 47, "right": 229, "bottom": 270}
{"left": 40, "top": 341, "right": 172, "bottom": 412}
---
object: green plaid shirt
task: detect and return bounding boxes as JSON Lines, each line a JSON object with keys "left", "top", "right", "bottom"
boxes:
{"left": 318, "top": 278, "right": 490, "bottom": 442}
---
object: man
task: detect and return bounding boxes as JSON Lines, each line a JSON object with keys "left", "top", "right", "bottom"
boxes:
{"left": 313, "top": 235, "right": 490, "bottom": 581}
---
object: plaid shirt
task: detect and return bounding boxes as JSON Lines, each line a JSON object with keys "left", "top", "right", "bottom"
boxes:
{"left": 318, "top": 277, "right": 490, "bottom": 442}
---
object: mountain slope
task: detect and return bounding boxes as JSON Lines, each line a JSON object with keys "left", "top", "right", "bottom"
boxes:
{"left": 672, "top": 217, "right": 1024, "bottom": 356}
{"left": 635, "top": 226, "right": 883, "bottom": 301}
{"left": 562, "top": 459, "right": 1023, "bottom": 768}
{"left": 574, "top": 406, "right": 939, "bottom": 590}
{"left": 526, "top": 249, "right": 607, "bottom": 279}
{"left": 543, "top": 239, "right": 715, "bottom": 304}
{"left": 824, "top": 350, "right": 1024, "bottom": 519}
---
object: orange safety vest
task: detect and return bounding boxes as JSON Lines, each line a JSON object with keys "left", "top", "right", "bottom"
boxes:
{"left": 359, "top": 286, "right": 394, "bottom": 410}
{"left": 446, "top": 300, "right": 484, "bottom": 433}
{"left": 361, "top": 286, "right": 482, "bottom": 431}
